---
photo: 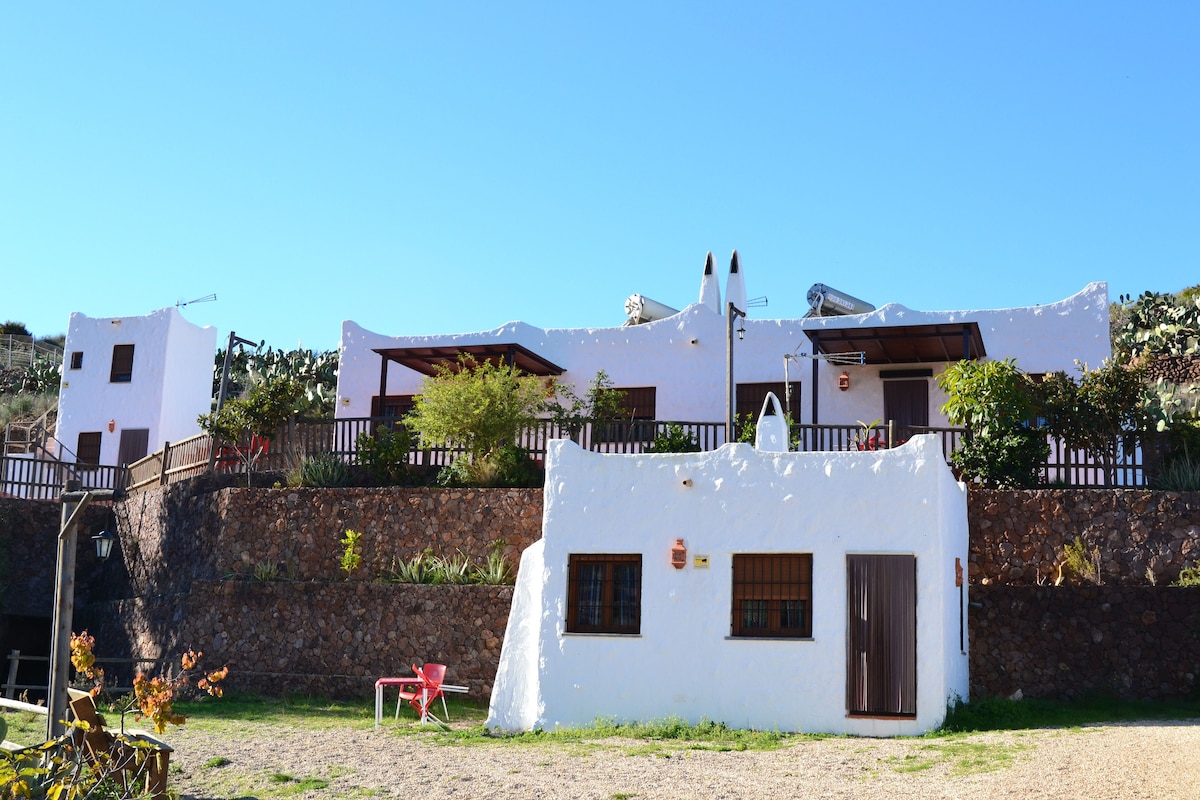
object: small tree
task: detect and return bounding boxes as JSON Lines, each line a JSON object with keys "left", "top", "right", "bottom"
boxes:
{"left": 1040, "top": 360, "right": 1155, "bottom": 487}
{"left": 549, "top": 370, "right": 627, "bottom": 441}
{"left": 198, "top": 376, "right": 305, "bottom": 482}
{"left": 405, "top": 356, "right": 548, "bottom": 470}
{"left": 937, "top": 358, "right": 1049, "bottom": 488}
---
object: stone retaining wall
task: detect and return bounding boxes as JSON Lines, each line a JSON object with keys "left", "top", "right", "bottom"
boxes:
{"left": 87, "top": 582, "right": 513, "bottom": 699}
{"left": 968, "top": 489, "right": 1200, "bottom": 586}
{"left": 970, "top": 585, "right": 1200, "bottom": 701}
{"left": 10, "top": 483, "right": 1200, "bottom": 703}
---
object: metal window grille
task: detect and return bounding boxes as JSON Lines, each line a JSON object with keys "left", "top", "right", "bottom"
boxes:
{"left": 731, "top": 554, "right": 812, "bottom": 637}
{"left": 567, "top": 554, "right": 642, "bottom": 634}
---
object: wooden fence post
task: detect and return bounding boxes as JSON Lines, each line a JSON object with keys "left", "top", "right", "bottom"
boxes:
{"left": 5, "top": 650, "right": 19, "bottom": 699}
{"left": 159, "top": 442, "right": 170, "bottom": 486}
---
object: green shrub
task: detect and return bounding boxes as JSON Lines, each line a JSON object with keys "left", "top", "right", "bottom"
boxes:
{"left": 474, "top": 540, "right": 513, "bottom": 585}
{"left": 290, "top": 454, "right": 354, "bottom": 487}
{"left": 381, "top": 544, "right": 514, "bottom": 585}
{"left": 1062, "top": 536, "right": 1101, "bottom": 585}
{"left": 646, "top": 423, "right": 701, "bottom": 453}
{"left": 339, "top": 529, "right": 363, "bottom": 578}
{"left": 1153, "top": 448, "right": 1200, "bottom": 491}
{"left": 1172, "top": 565, "right": 1200, "bottom": 587}
{"left": 355, "top": 426, "right": 412, "bottom": 485}
{"left": 437, "top": 444, "right": 542, "bottom": 488}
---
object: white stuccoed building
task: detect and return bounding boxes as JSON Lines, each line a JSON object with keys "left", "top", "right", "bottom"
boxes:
{"left": 334, "top": 254, "right": 1110, "bottom": 435}
{"left": 487, "top": 430, "right": 970, "bottom": 736}
{"left": 55, "top": 307, "right": 216, "bottom": 469}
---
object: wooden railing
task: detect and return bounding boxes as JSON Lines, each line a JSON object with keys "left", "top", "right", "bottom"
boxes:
{"left": 125, "top": 433, "right": 214, "bottom": 492}
{"left": 102, "top": 416, "right": 1151, "bottom": 494}
{"left": 3, "top": 650, "right": 172, "bottom": 700}
{"left": 0, "top": 456, "right": 127, "bottom": 500}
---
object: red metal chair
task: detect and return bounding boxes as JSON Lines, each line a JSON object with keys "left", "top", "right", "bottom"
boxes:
{"left": 395, "top": 662, "right": 450, "bottom": 724}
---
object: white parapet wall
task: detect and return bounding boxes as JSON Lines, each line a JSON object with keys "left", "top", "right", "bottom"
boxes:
{"left": 487, "top": 433, "right": 970, "bottom": 736}
{"left": 337, "top": 282, "right": 1110, "bottom": 431}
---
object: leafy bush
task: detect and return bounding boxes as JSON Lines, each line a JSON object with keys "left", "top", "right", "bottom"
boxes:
{"left": 1062, "top": 536, "right": 1102, "bottom": 585}
{"left": 289, "top": 454, "right": 354, "bottom": 487}
{"left": 1172, "top": 565, "right": 1200, "bottom": 587}
{"left": 937, "top": 359, "right": 1049, "bottom": 488}
{"left": 646, "top": 423, "right": 701, "bottom": 453}
{"left": 405, "top": 356, "right": 549, "bottom": 461}
{"left": 355, "top": 425, "right": 412, "bottom": 485}
{"left": 437, "top": 444, "right": 543, "bottom": 488}
{"left": 382, "top": 544, "right": 514, "bottom": 585}
{"left": 340, "top": 529, "right": 363, "bottom": 578}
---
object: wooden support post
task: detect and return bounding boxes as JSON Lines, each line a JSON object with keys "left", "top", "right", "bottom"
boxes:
{"left": 158, "top": 442, "right": 170, "bottom": 486}
{"left": 5, "top": 650, "right": 19, "bottom": 699}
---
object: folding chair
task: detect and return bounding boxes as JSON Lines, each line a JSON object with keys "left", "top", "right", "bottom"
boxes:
{"left": 395, "top": 663, "right": 451, "bottom": 724}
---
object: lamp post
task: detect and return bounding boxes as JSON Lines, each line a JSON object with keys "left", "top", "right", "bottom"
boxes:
{"left": 47, "top": 482, "right": 120, "bottom": 739}
{"left": 726, "top": 301, "right": 746, "bottom": 440}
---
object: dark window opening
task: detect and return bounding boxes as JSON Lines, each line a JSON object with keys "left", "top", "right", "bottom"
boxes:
{"left": 372, "top": 394, "right": 415, "bottom": 418}
{"left": 595, "top": 387, "right": 657, "bottom": 443}
{"left": 567, "top": 554, "right": 642, "bottom": 634}
{"left": 76, "top": 432, "right": 102, "bottom": 467}
{"left": 731, "top": 554, "right": 813, "bottom": 638}
{"left": 736, "top": 382, "right": 801, "bottom": 420}
{"left": 109, "top": 344, "right": 135, "bottom": 383}
{"left": 69, "top": 352, "right": 83, "bottom": 370}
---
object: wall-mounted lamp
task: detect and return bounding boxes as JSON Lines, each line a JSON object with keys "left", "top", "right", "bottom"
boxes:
{"left": 670, "top": 538, "right": 687, "bottom": 569}
{"left": 107, "top": 419, "right": 116, "bottom": 433}
{"left": 838, "top": 371, "right": 850, "bottom": 391}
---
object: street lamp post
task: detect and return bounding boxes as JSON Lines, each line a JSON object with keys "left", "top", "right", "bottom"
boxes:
{"left": 47, "top": 481, "right": 120, "bottom": 739}
{"left": 726, "top": 301, "right": 746, "bottom": 440}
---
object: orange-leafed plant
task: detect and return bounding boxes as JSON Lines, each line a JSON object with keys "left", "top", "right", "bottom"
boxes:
{"left": 70, "top": 632, "right": 229, "bottom": 734}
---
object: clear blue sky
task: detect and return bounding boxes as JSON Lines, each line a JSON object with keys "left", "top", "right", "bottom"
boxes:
{"left": 3, "top": 3, "right": 1196, "bottom": 352}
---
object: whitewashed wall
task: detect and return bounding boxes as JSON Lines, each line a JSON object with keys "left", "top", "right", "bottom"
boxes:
{"left": 336, "top": 283, "right": 1110, "bottom": 429}
{"left": 57, "top": 308, "right": 215, "bottom": 466}
{"left": 487, "top": 434, "right": 970, "bottom": 736}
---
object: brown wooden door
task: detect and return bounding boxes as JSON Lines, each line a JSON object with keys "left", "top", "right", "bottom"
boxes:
{"left": 117, "top": 429, "right": 149, "bottom": 466}
{"left": 847, "top": 554, "right": 917, "bottom": 717}
{"left": 883, "top": 379, "right": 929, "bottom": 432}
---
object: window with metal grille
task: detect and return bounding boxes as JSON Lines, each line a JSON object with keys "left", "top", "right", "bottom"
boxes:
{"left": 731, "top": 554, "right": 812, "bottom": 638}
{"left": 109, "top": 344, "right": 135, "bottom": 383}
{"left": 566, "top": 554, "right": 641, "bottom": 634}
{"left": 76, "top": 432, "right": 102, "bottom": 467}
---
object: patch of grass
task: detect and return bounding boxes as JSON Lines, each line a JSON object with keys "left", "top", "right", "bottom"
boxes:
{"left": 886, "top": 739, "right": 1032, "bottom": 776}
{"left": 202, "top": 756, "right": 232, "bottom": 769}
{"left": 0, "top": 707, "right": 46, "bottom": 744}
{"left": 940, "top": 694, "right": 1200, "bottom": 733}
{"left": 439, "top": 716, "right": 795, "bottom": 751}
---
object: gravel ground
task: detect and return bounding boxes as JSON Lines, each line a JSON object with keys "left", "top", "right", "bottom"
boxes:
{"left": 167, "top": 718, "right": 1200, "bottom": 800}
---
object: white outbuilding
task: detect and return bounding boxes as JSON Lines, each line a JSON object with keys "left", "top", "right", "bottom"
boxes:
{"left": 487, "top": 428, "right": 970, "bottom": 736}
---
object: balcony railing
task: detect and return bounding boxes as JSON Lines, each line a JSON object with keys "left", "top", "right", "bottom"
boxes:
{"left": 4, "top": 416, "right": 1150, "bottom": 497}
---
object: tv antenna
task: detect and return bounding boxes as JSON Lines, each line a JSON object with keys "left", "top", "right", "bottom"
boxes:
{"left": 176, "top": 294, "right": 217, "bottom": 308}
{"left": 783, "top": 346, "right": 867, "bottom": 416}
